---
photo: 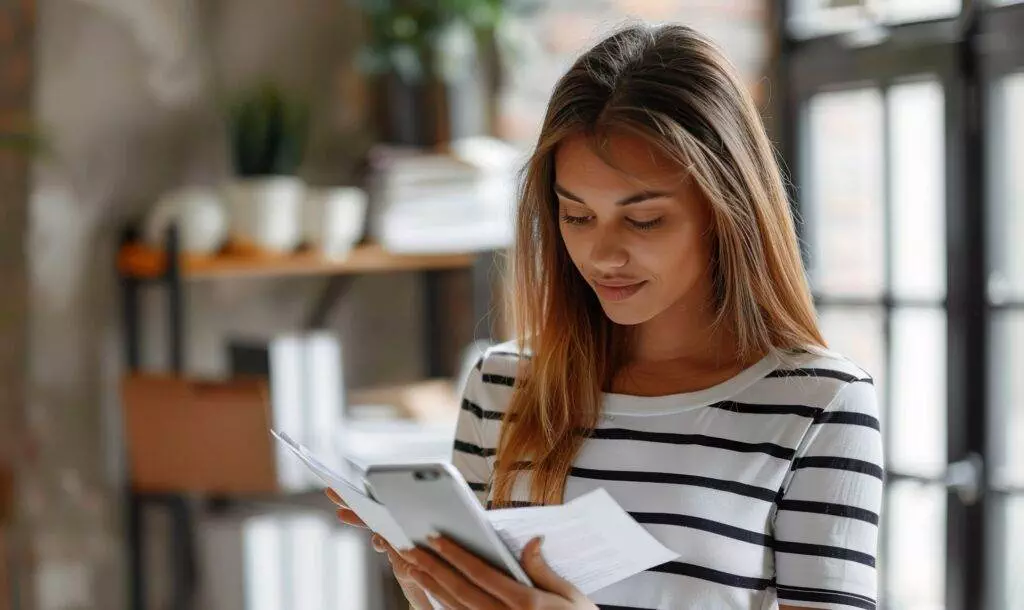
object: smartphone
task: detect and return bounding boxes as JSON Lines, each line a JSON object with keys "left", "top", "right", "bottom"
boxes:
{"left": 364, "top": 462, "right": 533, "bottom": 586}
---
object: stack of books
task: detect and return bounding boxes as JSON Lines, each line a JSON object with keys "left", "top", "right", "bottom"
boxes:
{"left": 366, "top": 137, "right": 521, "bottom": 254}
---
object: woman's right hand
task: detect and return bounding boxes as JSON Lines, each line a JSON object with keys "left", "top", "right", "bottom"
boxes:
{"left": 325, "top": 489, "right": 435, "bottom": 609}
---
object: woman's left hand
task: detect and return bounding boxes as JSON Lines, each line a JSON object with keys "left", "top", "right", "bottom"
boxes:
{"left": 401, "top": 535, "right": 597, "bottom": 610}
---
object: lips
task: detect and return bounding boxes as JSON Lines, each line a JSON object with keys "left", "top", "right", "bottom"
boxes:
{"left": 592, "top": 279, "right": 647, "bottom": 302}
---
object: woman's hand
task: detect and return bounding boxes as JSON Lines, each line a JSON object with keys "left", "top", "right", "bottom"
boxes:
{"left": 326, "top": 489, "right": 435, "bottom": 609}
{"left": 401, "top": 535, "right": 597, "bottom": 610}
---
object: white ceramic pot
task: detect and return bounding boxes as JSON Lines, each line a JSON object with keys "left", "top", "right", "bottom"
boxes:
{"left": 303, "top": 186, "right": 369, "bottom": 258}
{"left": 144, "top": 187, "right": 228, "bottom": 254}
{"left": 224, "top": 176, "right": 305, "bottom": 253}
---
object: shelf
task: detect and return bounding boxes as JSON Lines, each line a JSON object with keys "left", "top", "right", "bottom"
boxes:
{"left": 117, "top": 242, "right": 478, "bottom": 280}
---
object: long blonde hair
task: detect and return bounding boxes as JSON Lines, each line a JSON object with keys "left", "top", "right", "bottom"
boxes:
{"left": 491, "top": 23, "right": 826, "bottom": 508}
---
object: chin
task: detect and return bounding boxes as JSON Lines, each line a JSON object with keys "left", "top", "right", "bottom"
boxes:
{"left": 598, "top": 301, "right": 657, "bottom": 326}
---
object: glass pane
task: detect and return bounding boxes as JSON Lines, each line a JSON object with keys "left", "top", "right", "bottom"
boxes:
{"left": 880, "top": 0, "right": 961, "bottom": 23}
{"left": 888, "top": 79, "right": 946, "bottom": 300}
{"left": 990, "top": 495, "right": 1024, "bottom": 610}
{"left": 788, "top": 0, "right": 961, "bottom": 37}
{"left": 884, "top": 482, "right": 947, "bottom": 610}
{"left": 787, "top": 0, "right": 873, "bottom": 39}
{"left": 818, "top": 307, "right": 887, "bottom": 418}
{"left": 804, "top": 88, "right": 885, "bottom": 298}
{"left": 988, "top": 72, "right": 1024, "bottom": 303}
{"left": 890, "top": 308, "right": 947, "bottom": 477}
{"left": 990, "top": 312, "right": 1024, "bottom": 487}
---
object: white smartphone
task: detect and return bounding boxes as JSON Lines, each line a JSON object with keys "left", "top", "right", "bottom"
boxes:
{"left": 364, "top": 462, "right": 533, "bottom": 586}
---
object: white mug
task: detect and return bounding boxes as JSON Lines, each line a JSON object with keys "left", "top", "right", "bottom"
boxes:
{"left": 303, "top": 187, "right": 369, "bottom": 258}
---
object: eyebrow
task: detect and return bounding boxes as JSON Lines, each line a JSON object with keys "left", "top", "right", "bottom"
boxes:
{"left": 553, "top": 183, "right": 671, "bottom": 206}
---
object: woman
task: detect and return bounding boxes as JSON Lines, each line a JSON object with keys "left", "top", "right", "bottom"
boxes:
{"left": 329, "top": 22, "right": 883, "bottom": 610}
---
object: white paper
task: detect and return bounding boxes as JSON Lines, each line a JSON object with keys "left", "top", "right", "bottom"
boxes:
{"left": 271, "top": 430, "right": 413, "bottom": 549}
{"left": 485, "top": 488, "right": 680, "bottom": 594}
{"left": 271, "top": 431, "right": 679, "bottom": 595}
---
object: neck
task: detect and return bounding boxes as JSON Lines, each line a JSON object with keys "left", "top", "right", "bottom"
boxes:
{"left": 630, "top": 288, "right": 739, "bottom": 366}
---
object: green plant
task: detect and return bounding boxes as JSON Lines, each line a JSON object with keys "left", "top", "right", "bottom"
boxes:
{"left": 226, "top": 83, "right": 311, "bottom": 177}
{"left": 355, "top": 0, "right": 537, "bottom": 83}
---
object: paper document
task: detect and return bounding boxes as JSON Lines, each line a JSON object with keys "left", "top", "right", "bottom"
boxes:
{"left": 485, "top": 488, "right": 679, "bottom": 593}
{"left": 271, "top": 430, "right": 679, "bottom": 594}
{"left": 271, "top": 430, "right": 412, "bottom": 549}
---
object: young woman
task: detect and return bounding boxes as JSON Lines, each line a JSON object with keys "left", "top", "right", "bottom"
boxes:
{"left": 329, "top": 22, "right": 883, "bottom": 610}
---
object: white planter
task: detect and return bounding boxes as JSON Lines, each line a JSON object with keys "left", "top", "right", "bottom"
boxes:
{"left": 224, "top": 176, "right": 305, "bottom": 253}
{"left": 144, "top": 187, "right": 228, "bottom": 255}
{"left": 303, "top": 187, "right": 368, "bottom": 258}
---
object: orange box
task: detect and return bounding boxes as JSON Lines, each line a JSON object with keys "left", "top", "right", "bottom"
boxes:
{"left": 121, "top": 376, "right": 278, "bottom": 494}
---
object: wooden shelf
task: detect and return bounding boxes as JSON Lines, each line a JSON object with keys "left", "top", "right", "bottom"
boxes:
{"left": 117, "top": 242, "right": 477, "bottom": 280}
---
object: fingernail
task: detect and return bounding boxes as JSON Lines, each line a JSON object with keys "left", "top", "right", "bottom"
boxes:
{"left": 426, "top": 534, "right": 442, "bottom": 548}
{"left": 532, "top": 536, "right": 544, "bottom": 555}
{"left": 325, "top": 488, "right": 341, "bottom": 505}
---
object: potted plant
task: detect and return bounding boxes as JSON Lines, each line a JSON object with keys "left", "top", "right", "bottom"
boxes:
{"left": 354, "top": 0, "right": 535, "bottom": 146}
{"left": 223, "top": 82, "right": 311, "bottom": 253}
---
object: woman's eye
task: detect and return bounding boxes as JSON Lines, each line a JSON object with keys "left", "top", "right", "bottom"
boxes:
{"left": 560, "top": 213, "right": 592, "bottom": 225}
{"left": 629, "top": 217, "right": 663, "bottom": 231}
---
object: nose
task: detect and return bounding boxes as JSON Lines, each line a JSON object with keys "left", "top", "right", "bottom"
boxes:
{"left": 589, "top": 225, "right": 629, "bottom": 273}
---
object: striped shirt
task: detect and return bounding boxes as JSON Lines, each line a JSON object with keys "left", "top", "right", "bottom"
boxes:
{"left": 450, "top": 342, "right": 883, "bottom": 610}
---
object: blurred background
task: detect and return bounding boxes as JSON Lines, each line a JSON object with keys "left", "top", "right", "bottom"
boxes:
{"left": 0, "top": 0, "right": 1020, "bottom": 609}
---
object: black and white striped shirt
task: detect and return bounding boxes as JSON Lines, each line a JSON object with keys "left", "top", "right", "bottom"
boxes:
{"left": 451, "top": 342, "right": 883, "bottom": 610}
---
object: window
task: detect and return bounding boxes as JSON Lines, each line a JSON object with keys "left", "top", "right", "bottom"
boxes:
{"left": 783, "top": 2, "right": 1024, "bottom": 608}
{"left": 804, "top": 88, "right": 885, "bottom": 298}
{"left": 799, "top": 73, "right": 952, "bottom": 607}
{"left": 886, "top": 482, "right": 947, "bottom": 609}
{"left": 987, "top": 73, "right": 1024, "bottom": 304}
{"left": 989, "top": 315, "right": 1024, "bottom": 489}
{"left": 889, "top": 79, "right": 946, "bottom": 301}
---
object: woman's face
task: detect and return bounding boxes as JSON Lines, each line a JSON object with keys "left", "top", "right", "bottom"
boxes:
{"left": 554, "top": 131, "right": 715, "bottom": 326}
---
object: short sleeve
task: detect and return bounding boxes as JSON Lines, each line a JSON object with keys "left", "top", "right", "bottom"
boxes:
{"left": 450, "top": 357, "right": 498, "bottom": 506}
{"left": 774, "top": 380, "right": 885, "bottom": 610}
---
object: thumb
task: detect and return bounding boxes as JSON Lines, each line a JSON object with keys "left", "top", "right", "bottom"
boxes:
{"left": 521, "top": 537, "right": 579, "bottom": 600}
